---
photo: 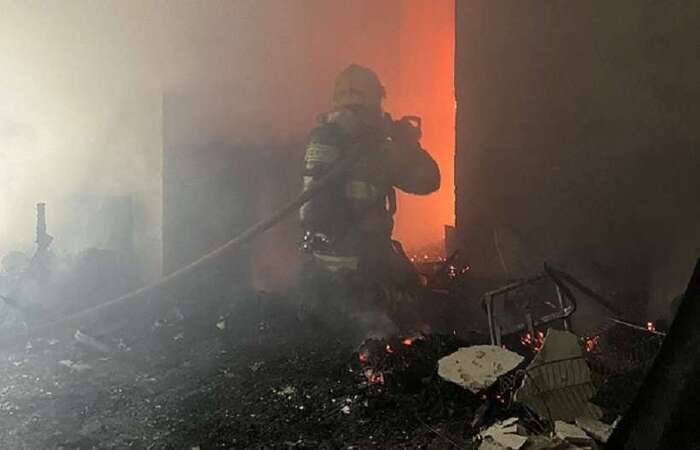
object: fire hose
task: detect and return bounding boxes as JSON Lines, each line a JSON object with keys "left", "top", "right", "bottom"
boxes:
{"left": 2, "top": 152, "right": 360, "bottom": 350}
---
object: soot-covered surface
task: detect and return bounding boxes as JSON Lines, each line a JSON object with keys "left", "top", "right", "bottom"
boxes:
{"left": 0, "top": 294, "right": 483, "bottom": 449}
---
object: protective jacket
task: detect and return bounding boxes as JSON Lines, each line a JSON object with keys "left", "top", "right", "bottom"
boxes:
{"left": 299, "top": 107, "right": 440, "bottom": 275}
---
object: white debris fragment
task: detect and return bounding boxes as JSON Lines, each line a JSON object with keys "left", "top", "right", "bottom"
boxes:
{"left": 555, "top": 421, "right": 595, "bottom": 447}
{"left": 275, "top": 385, "right": 296, "bottom": 397}
{"left": 438, "top": 345, "right": 524, "bottom": 393}
{"left": 575, "top": 417, "right": 613, "bottom": 443}
{"left": 74, "top": 329, "right": 112, "bottom": 353}
{"left": 340, "top": 405, "right": 351, "bottom": 415}
{"left": 216, "top": 318, "right": 226, "bottom": 330}
{"left": 58, "top": 360, "right": 92, "bottom": 372}
{"left": 173, "top": 332, "right": 184, "bottom": 341}
{"left": 478, "top": 418, "right": 527, "bottom": 450}
{"left": 249, "top": 361, "right": 264, "bottom": 372}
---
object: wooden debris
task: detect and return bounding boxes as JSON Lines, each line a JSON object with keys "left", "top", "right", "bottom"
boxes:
{"left": 515, "top": 329, "right": 602, "bottom": 422}
{"left": 574, "top": 417, "right": 613, "bottom": 443}
{"left": 554, "top": 421, "right": 595, "bottom": 447}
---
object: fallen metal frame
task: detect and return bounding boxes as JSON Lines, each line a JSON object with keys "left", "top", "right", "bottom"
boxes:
{"left": 481, "top": 264, "right": 621, "bottom": 346}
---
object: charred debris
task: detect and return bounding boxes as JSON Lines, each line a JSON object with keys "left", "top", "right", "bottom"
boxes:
{"left": 1, "top": 202, "right": 695, "bottom": 449}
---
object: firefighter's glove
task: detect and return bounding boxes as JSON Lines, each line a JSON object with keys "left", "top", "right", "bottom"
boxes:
{"left": 391, "top": 116, "right": 422, "bottom": 144}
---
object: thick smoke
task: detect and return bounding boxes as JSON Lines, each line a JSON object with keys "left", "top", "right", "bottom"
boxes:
{"left": 0, "top": 0, "right": 454, "bottom": 285}
{"left": 0, "top": 0, "right": 163, "bottom": 277}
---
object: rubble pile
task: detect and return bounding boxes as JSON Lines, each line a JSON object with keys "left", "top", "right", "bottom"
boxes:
{"left": 0, "top": 257, "right": 673, "bottom": 448}
{"left": 1, "top": 295, "right": 487, "bottom": 448}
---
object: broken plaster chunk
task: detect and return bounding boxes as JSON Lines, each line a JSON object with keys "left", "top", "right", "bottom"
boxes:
{"left": 574, "top": 417, "right": 613, "bottom": 443}
{"left": 555, "top": 421, "right": 595, "bottom": 447}
{"left": 478, "top": 418, "right": 528, "bottom": 450}
{"left": 438, "top": 345, "right": 524, "bottom": 393}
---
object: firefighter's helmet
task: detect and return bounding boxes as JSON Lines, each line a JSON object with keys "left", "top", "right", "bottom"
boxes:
{"left": 333, "top": 64, "right": 385, "bottom": 109}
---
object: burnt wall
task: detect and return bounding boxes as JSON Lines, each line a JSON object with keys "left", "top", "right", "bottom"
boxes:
{"left": 455, "top": 1, "right": 700, "bottom": 316}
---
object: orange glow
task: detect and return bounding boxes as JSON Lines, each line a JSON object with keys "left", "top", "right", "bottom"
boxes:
{"left": 584, "top": 335, "right": 601, "bottom": 353}
{"left": 387, "top": 0, "right": 455, "bottom": 252}
{"left": 298, "top": 0, "right": 454, "bottom": 253}
{"left": 521, "top": 330, "right": 546, "bottom": 352}
{"left": 358, "top": 350, "right": 369, "bottom": 363}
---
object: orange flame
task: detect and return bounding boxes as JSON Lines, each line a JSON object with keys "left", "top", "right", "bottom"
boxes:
{"left": 389, "top": 0, "right": 455, "bottom": 250}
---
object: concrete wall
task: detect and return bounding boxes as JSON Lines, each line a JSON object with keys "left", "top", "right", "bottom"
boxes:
{"left": 455, "top": 1, "right": 700, "bottom": 317}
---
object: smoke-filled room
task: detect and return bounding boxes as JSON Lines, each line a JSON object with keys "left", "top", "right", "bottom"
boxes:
{"left": 1, "top": 1, "right": 699, "bottom": 448}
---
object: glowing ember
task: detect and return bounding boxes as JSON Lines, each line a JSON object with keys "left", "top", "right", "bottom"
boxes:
{"left": 369, "top": 373, "right": 384, "bottom": 385}
{"left": 401, "top": 333, "right": 424, "bottom": 346}
{"left": 584, "top": 335, "right": 600, "bottom": 353}
{"left": 521, "top": 330, "right": 546, "bottom": 352}
{"left": 363, "top": 368, "right": 385, "bottom": 385}
{"left": 646, "top": 321, "right": 656, "bottom": 333}
{"left": 358, "top": 350, "right": 369, "bottom": 363}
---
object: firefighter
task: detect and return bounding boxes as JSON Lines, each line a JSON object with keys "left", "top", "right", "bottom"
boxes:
{"left": 299, "top": 64, "right": 440, "bottom": 332}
